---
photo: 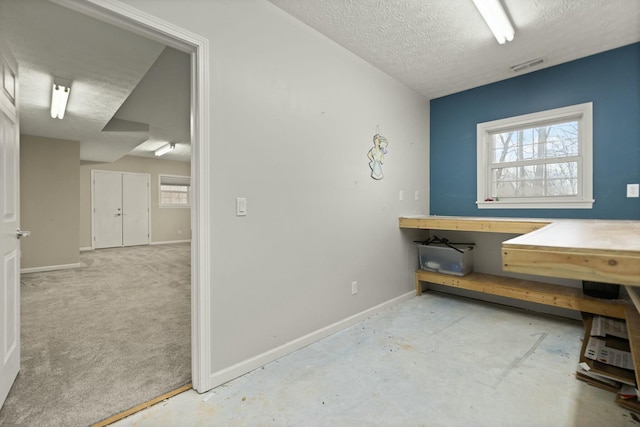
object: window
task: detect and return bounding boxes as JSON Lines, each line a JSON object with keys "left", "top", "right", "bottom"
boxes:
{"left": 159, "top": 175, "right": 190, "bottom": 207}
{"left": 476, "top": 102, "right": 593, "bottom": 209}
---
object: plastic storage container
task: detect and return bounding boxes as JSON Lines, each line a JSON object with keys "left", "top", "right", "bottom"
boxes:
{"left": 417, "top": 243, "right": 474, "bottom": 276}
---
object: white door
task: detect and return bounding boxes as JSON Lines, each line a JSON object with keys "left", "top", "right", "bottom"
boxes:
{"left": 93, "top": 171, "right": 124, "bottom": 249}
{"left": 0, "top": 41, "right": 20, "bottom": 410}
{"left": 122, "top": 173, "right": 149, "bottom": 246}
{"left": 93, "top": 171, "right": 150, "bottom": 249}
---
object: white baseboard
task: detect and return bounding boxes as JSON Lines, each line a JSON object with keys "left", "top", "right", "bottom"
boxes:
{"left": 150, "top": 240, "right": 191, "bottom": 245}
{"left": 21, "top": 262, "right": 82, "bottom": 274}
{"left": 205, "top": 291, "right": 415, "bottom": 391}
{"left": 79, "top": 247, "right": 93, "bottom": 252}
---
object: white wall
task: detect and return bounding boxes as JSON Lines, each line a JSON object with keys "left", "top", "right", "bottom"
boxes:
{"left": 121, "top": 0, "right": 429, "bottom": 382}
{"left": 20, "top": 135, "right": 80, "bottom": 270}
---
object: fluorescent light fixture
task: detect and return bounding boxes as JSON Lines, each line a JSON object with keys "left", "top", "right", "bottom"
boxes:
{"left": 472, "top": 0, "right": 515, "bottom": 44}
{"left": 154, "top": 143, "right": 175, "bottom": 157}
{"left": 50, "top": 79, "right": 71, "bottom": 119}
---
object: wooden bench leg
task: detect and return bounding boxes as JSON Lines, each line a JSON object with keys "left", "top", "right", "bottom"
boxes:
{"left": 415, "top": 273, "right": 423, "bottom": 296}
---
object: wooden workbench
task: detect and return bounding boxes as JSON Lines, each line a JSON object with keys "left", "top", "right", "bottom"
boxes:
{"left": 400, "top": 215, "right": 640, "bottom": 288}
{"left": 399, "top": 215, "right": 551, "bottom": 234}
{"left": 401, "top": 215, "right": 640, "bottom": 391}
{"left": 502, "top": 219, "right": 640, "bottom": 287}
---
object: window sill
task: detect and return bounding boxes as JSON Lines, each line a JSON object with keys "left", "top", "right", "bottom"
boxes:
{"left": 476, "top": 199, "right": 595, "bottom": 209}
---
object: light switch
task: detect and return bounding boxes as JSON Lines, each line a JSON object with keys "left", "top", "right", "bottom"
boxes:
{"left": 628, "top": 184, "right": 640, "bottom": 198}
{"left": 236, "top": 197, "right": 247, "bottom": 216}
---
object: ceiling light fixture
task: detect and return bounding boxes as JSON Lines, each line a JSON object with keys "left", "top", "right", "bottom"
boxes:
{"left": 51, "top": 78, "right": 71, "bottom": 119}
{"left": 472, "top": 0, "right": 515, "bottom": 44}
{"left": 154, "top": 143, "right": 175, "bottom": 157}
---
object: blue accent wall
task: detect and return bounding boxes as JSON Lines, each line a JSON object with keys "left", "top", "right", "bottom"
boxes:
{"left": 430, "top": 43, "right": 640, "bottom": 219}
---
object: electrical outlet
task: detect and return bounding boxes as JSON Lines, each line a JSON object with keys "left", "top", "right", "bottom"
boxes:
{"left": 627, "top": 184, "right": 639, "bottom": 198}
{"left": 351, "top": 281, "right": 358, "bottom": 295}
{"left": 399, "top": 190, "right": 404, "bottom": 201}
{"left": 414, "top": 190, "right": 419, "bottom": 201}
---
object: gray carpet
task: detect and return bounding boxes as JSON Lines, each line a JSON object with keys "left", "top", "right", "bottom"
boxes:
{"left": 0, "top": 243, "right": 191, "bottom": 427}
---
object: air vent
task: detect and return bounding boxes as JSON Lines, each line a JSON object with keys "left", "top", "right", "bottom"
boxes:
{"left": 510, "top": 57, "right": 545, "bottom": 73}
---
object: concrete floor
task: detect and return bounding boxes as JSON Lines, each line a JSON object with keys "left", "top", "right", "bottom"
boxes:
{"left": 112, "top": 293, "right": 639, "bottom": 427}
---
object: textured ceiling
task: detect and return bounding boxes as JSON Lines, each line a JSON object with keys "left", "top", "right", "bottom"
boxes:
{"left": 268, "top": 0, "right": 640, "bottom": 99}
{"left": 0, "top": 0, "right": 191, "bottom": 162}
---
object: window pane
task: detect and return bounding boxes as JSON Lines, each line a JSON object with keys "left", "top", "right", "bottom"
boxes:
{"left": 546, "top": 122, "right": 579, "bottom": 158}
{"left": 492, "top": 167, "right": 516, "bottom": 197}
{"left": 491, "top": 120, "right": 579, "bottom": 164}
{"left": 492, "top": 161, "right": 578, "bottom": 198}
{"left": 160, "top": 184, "right": 190, "bottom": 206}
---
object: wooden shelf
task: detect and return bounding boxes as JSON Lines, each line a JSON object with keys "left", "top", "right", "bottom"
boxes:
{"left": 415, "top": 270, "right": 627, "bottom": 319}
{"left": 399, "top": 215, "right": 551, "bottom": 234}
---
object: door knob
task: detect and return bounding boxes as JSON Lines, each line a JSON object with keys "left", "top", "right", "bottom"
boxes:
{"left": 16, "top": 228, "right": 31, "bottom": 239}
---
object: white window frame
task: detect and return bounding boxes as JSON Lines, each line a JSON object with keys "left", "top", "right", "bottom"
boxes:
{"left": 476, "top": 102, "right": 594, "bottom": 209}
{"left": 159, "top": 174, "right": 191, "bottom": 208}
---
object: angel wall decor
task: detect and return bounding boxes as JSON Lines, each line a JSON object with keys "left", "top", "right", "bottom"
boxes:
{"left": 367, "top": 133, "right": 388, "bottom": 180}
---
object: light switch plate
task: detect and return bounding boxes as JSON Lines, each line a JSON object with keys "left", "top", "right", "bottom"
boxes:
{"left": 236, "top": 197, "right": 247, "bottom": 216}
{"left": 627, "top": 184, "right": 640, "bottom": 198}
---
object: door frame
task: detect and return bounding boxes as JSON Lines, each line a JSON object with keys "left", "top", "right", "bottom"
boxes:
{"left": 91, "top": 170, "right": 152, "bottom": 249}
{"left": 53, "top": 0, "right": 212, "bottom": 392}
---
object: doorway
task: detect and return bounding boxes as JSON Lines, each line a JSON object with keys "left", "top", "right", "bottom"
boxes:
{"left": 0, "top": 0, "right": 211, "bottom": 423}
{"left": 52, "top": 0, "right": 211, "bottom": 393}
{"left": 53, "top": 0, "right": 210, "bottom": 393}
